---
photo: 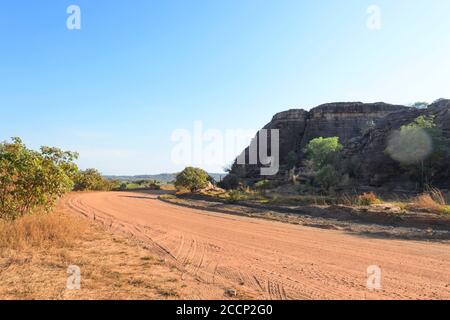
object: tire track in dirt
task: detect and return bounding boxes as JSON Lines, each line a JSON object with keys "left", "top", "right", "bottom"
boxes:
{"left": 61, "top": 192, "right": 450, "bottom": 300}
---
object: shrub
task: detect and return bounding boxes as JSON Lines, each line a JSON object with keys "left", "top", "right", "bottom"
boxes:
{"left": 119, "top": 183, "right": 128, "bottom": 191}
{"left": 73, "top": 169, "right": 112, "bottom": 191}
{"left": 356, "top": 192, "right": 382, "bottom": 206}
{"left": 218, "top": 173, "right": 240, "bottom": 190}
{"left": 315, "top": 165, "right": 340, "bottom": 191}
{"left": 412, "top": 194, "right": 444, "bottom": 213}
{"left": 254, "top": 179, "right": 271, "bottom": 194}
{"left": 174, "top": 167, "right": 210, "bottom": 192}
{"left": 226, "top": 190, "right": 244, "bottom": 204}
{"left": 0, "top": 138, "right": 78, "bottom": 220}
{"left": 441, "top": 206, "right": 450, "bottom": 215}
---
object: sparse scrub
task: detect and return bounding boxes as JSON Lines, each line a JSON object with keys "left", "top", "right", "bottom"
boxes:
{"left": 254, "top": 179, "right": 271, "bottom": 195}
{"left": 226, "top": 190, "right": 245, "bottom": 204}
{"left": 442, "top": 206, "right": 450, "bottom": 215}
{"left": 411, "top": 193, "right": 444, "bottom": 213}
{"left": 0, "top": 212, "right": 86, "bottom": 250}
{"left": 356, "top": 192, "right": 382, "bottom": 206}
{"left": 218, "top": 173, "right": 240, "bottom": 190}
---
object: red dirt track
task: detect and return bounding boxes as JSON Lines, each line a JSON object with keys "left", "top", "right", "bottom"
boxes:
{"left": 62, "top": 192, "right": 450, "bottom": 300}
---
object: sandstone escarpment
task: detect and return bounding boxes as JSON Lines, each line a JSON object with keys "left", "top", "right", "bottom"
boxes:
{"left": 229, "top": 99, "right": 450, "bottom": 190}
{"left": 346, "top": 99, "right": 450, "bottom": 188}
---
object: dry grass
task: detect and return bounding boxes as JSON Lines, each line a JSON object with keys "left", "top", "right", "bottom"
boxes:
{"left": 355, "top": 192, "right": 383, "bottom": 206}
{"left": 411, "top": 190, "right": 449, "bottom": 215}
{"left": 0, "top": 213, "right": 86, "bottom": 250}
{"left": 0, "top": 212, "right": 186, "bottom": 300}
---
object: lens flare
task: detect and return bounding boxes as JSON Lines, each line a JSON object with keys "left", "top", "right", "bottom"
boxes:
{"left": 386, "top": 127, "right": 433, "bottom": 164}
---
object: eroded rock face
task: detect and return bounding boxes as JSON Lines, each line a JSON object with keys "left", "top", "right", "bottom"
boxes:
{"left": 347, "top": 99, "right": 450, "bottom": 188}
{"left": 229, "top": 100, "right": 450, "bottom": 190}
{"left": 300, "top": 102, "right": 407, "bottom": 147}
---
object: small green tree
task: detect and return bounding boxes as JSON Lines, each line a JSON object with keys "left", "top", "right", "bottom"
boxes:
{"left": 174, "top": 167, "right": 210, "bottom": 192}
{"left": 304, "top": 137, "right": 344, "bottom": 191}
{"left": 304, "top": 137, "right": 343, "bottom": 170}
{"left": 73, "top": 169, "right": 112, "bottom": 191}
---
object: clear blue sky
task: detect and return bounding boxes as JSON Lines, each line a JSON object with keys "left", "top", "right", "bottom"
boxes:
{"left": 1, "top": 0, "right": 449, "bottom": 174}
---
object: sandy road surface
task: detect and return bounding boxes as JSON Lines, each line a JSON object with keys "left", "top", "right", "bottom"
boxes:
{"left": 62, "top": 192, "right": 450, "bottom": 300}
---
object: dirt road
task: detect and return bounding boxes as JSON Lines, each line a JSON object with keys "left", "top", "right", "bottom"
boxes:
{"left": 62, "top": 192, "right": 450, "bottom": 300}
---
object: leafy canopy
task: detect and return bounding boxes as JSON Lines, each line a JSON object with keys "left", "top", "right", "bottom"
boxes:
{"left": 175, "top": 167, "right": 210, "bottom": 192}
{"left": 0, "top": 138, "right": 78, "bottom": 220}
{"left": 304, "top": 137, "right": 343, "bottom": 170}
{"left": 73, "top": 168, "right": 112, "bottom": 191}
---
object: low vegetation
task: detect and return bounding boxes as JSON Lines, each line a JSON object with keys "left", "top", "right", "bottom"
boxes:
{"left": 0, "top": 212, "right": 85, "bottom": 250}
{"left": 174, "top": 167, "right": 211, "bottom": 192}
{"left": 411, "top": 188, "right": 450, "bottom": 215}
{"left": 74, "top": 168, "right": 114, "bottom": 191}
{"left": 355, "top": 192, "right": 382, "bottom": 206}
{"left": 114, "top": 179, "right": 161, "bottom": 191}
{"left": 0, "top": 211, "right": 182, "bottom": 299}
{"left": 0, "top": 137, "right": 112, "bottom": 220}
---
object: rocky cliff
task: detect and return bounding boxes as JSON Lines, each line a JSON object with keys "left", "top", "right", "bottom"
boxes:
{"left": 229, "top": 99, "right": 450, "bottom": 190}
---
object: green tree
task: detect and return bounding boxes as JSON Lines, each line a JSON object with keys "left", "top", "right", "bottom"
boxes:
{"left": 0, "top": 138, "right": 77, "bottom": 220}
{"left": 304, "top": 137, "right": 343, "bottom": 170}
{"left": 73, "top": 169, "right": 112, "bottom": 191}
{"left": 174, "top": 167, "right": 210, "bottom": 192}
{"left": 303, "top": 137, "right": 344, "bottom": 191}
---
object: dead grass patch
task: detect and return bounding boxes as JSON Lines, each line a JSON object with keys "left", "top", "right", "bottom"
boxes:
{"left": 410, "top": 193, "right": 449, "bottom": 215}
{"left": 0, "top": 213, "right": 87, "bottom": 250}
{"left": 0, "top": 212, "right": 184, "bottom": 300}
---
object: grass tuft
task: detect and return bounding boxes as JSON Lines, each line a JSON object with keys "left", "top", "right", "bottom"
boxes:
{"left": 0, "top": 213, "right": 86, "bottom": 251}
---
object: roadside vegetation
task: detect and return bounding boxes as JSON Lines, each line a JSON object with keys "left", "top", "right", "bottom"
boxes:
{"left": 0, "top": 137, "right": 112, "bottom": 220}
{"left": 113, "top": 179, "right": 161, "bottom": 191}
{"left": 0, "top": 211, "right": 183, "bottom": 299}
{"left": 0, "top": 138, "right": 183, "bottom": 299}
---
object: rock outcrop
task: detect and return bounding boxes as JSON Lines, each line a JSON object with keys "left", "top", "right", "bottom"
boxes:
{"left": 229, "top": 99, "right": 450, "bottom": 190}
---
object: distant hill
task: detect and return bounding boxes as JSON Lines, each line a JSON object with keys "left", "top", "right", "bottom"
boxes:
{"left": 104, "top": 173, "right": 226, "bottom": 183}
